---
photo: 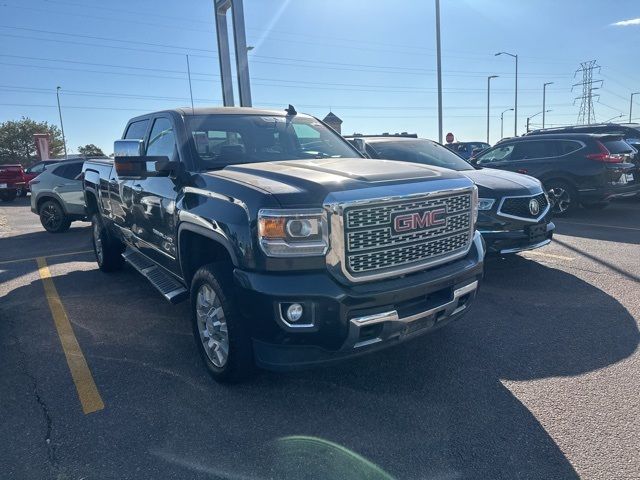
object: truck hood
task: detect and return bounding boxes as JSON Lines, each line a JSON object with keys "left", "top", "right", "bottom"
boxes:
{"left": 463, "top": 168, "right": 543, "bottom": 198}
{"left": 206, "top": 158, "right": 469, "bottom": 206}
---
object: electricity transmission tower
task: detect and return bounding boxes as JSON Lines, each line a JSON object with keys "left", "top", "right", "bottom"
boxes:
{"left": 572, "top": 60, "right": 602, "bottom": 124}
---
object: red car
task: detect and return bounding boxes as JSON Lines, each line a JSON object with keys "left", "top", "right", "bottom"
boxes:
{"left": 23, "top": 160, "right": 61, "bottom": 192}
{"left": 0, "top": 164, "right": 26, "bottom": 202}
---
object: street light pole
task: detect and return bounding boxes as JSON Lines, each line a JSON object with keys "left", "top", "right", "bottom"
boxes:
{"left": 542, "top": 82, "right": 553, "bottom": 129}
{"left": 435, "top": 0, "right": 443, "bottom": 144}
{"left": 486, "top": 75, "right": 498, "bottom": 143}
{"left": 500, "top": 108, "right": 513, "bottom": 139}
{"left": 629, "top": 92, "right": 640, "bottom": 123}
{"left": 496, "top": 51, "right": 518, "bottom": 136}
{"left": 56, "top": 86, "right": 67, "bottom": 159}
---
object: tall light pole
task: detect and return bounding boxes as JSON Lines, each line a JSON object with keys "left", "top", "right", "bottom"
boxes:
{"left": 542, "top": 81, "right": 553, "bottom": 129}
{"left": 501, "top": 108, "right": 513, "bottom": 139}
{"left": 186, "top": 55, "right": 195, "bottom": 114}
{"left": 435, "top": 0, "right": 443, "bottom": 144}
{"left": 629, "top": 92, "right": 640, "bottom": 123}
{"left": 486, "top": 75, "right": 498, "bottom": 143}
{"left": 56, "top": 86, "right": 67, "bottom": 159}
{"left": 496, "top": 51, "right": 518, "bottom": 136}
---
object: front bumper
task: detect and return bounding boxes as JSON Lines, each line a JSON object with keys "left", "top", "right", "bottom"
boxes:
{"left": 233, "top": 232, "right": 484, "bottom": 371}
{"left": 480, "top": 221, "right": 555, "bottom": 255}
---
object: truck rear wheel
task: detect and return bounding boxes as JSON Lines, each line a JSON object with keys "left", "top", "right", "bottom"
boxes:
{"left": 190, "top": 263, "right": 253, "bottom": 383}
{"left": 91, "top": 214, "right": 124, "bottom": 272}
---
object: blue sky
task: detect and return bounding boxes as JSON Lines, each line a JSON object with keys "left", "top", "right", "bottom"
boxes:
{"left": 1, "top": 0, "right": 639, "bottom": 155}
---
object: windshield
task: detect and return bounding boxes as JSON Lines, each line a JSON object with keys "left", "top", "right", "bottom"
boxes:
{"left": 187, "top": 114, "right": 360, "bottom": 169}
{"left": 368, "top": 139, "right": 474, "bottom": 171}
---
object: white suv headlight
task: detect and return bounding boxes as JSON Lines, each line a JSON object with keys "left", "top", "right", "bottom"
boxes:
{"left": 258, "top": 208, "right": 328, "bottom": 257}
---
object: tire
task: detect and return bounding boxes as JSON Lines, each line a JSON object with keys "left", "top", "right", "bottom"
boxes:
{"left": 39, "top": 199, "right": 71, "bottom": 232}
{"left": 581, "top": 201, "right": 608, "bottom": 210}
{"left": 0, "top": 191, "right": 17, "bottom": 202}
{"left": 544, "top": 180, "right": 577, "bottom": 216}
{"left": 91, "top": 214, "right": 125, "bottom": 272}
{"left": 190, "top": 262, "right": 254, "bottom": 383}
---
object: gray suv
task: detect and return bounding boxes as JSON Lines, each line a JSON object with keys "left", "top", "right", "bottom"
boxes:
{"left": 30, "top": 159, "right": 87, "bottom": 233}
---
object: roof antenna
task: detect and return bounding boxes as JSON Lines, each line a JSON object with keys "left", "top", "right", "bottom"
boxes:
{"left": 285, "top": 104, "right": 297, "bottom": 116}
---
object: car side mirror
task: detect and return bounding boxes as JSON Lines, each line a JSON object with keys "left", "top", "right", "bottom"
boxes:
{"left": 114, "top": 155, "right": 177, "bottom": 178}
{"left": 113, "top": 139, "right": 177, "bottom": 178}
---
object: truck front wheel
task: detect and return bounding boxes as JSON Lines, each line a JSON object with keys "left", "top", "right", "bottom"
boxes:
{"left": 190, "top": 263, "right": 253, "bottom": 383}
{"left": 91, "top": 214, "right": 124, "bottom": 272}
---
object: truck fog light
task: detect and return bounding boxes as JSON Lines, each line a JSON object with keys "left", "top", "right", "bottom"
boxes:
{"left": 286, "top": 303, "right": 304, "bottom": 322}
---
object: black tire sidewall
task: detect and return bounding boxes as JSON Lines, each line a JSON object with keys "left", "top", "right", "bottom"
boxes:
{"left": 39, "top": 200, "right": 70, "bottom": 233}
{"left": 91, "top": 214, "right": 124, "bottom": 272}
{"left": 190, "top": 263, "right": 253, "bottom": 383}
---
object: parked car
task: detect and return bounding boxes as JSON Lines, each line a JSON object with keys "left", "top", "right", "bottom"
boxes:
{"left": 30, "top": 159, "right": 86, "bottom": 232}
{"left": 83, "top": 107, "right": 484, "bottom": 382}
{"left": 23, "top": 160, "right": 61, "bottom": 192}
{"left": 526, "top": 123, "right": 640, "bottom": 159}
{"left": 471, "top": 134, "right": 640, "bottom": 215}
{"left": 347, "top": 135, "right": 554, "bottom": 255}
{"left": 0, "top": 164, "right": 27, "bottom": 202}
{"left": 446, "top": 141, "right": 491, "bottom": 160}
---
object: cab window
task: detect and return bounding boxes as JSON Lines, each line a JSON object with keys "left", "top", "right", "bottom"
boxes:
{"left": 124, "top": 119, "right": 150, "bottom": 140}
{"left": 147, "top": 118, "right": 177, "bottom": 161}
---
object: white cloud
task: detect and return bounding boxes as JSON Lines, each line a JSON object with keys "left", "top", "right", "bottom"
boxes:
{"left": 612, "top": 18, "right": 640, "bottom": 26}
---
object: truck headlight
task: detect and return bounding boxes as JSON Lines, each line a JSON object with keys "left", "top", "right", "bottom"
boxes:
{"left": 477, "top": 198, "right": 495, "bottom": 210}
{"left": 258, "top": 208, "right": 328, "bottom": 257}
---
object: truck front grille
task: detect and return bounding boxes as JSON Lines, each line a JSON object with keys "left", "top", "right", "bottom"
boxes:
{"left": 342, "top": 191, "right": 473, "bottom": 277}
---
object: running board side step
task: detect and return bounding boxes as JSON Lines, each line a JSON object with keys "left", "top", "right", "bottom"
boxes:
{"left": 122, "top": 249, "right": 188, "bottom": 304}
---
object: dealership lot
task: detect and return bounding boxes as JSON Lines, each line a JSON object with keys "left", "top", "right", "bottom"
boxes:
{"left": 1, "top": 197, "right": 639, "bottom": 479}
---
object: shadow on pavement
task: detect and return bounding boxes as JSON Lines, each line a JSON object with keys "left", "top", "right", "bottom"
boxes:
{"left": 1, "top": 256, "right": 638, "bottom": 479}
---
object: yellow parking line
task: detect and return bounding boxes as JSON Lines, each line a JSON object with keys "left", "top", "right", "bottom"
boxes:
{"left": 36, "top": 257, "right": 104, "bottom": 415}
{"left": 522, "top": 251, "right": 574, "bottom": 261}
{"left": 0, "top": 249, "right": 93, "bottom": 266}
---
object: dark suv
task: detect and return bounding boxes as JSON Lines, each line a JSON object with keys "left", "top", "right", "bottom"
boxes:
{"left": 526, "top": 123, "right": 640, "bottom": 159}
{"left": 473, "top": 134, "right": 639, "bottom": 214}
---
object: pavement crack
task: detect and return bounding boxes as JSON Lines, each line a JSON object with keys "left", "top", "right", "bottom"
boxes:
{"left": 8, "top": 318, "right": 59, "bottom": 469}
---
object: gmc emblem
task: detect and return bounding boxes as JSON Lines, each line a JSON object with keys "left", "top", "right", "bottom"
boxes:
{"left": 393, "top": 208, "right": 447, "bottom": 233}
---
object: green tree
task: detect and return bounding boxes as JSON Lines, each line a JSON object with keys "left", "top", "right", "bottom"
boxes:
{"left": 77, "top": 144, "right": 106, "bottom": 157}
{"left": 0, "top": 117, "right": 65, "bottom": 166}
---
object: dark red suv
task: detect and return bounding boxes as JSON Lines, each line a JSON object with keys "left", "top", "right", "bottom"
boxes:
{"left": 0, "top": 164, "right": 26, "bottom": 202}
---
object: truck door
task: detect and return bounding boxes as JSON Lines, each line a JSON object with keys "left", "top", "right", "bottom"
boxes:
{"left": 130, "top": 116, "right": 180, "bottom": 274}
{"left": 113, "top": 118, "right": 150, "bottom": 232}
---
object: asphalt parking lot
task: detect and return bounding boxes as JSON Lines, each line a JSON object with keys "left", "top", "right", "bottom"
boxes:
{"left": 1, "top": 197, "right": 639, "bottom": 480}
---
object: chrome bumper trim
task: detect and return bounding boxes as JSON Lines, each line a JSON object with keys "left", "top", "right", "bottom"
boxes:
{"left": 500, "top": 239, "right": 551, "bottom": 254}
{"left": 351, "top": 280, "right": 479, "bottom": 329}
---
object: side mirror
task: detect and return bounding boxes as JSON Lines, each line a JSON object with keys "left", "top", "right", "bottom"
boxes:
{"left": 113, "top": 139, "right": 177, "bottom": 178}
{"left": 114, "top": 155, "right": 177, "bottom": 178}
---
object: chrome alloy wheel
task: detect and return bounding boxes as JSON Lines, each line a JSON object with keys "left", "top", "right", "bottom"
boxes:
{"left": 196, "top": 284, "right": 229, "bottom": 368}
{"left": 547, "top": 186, "right": 571, "bottom": 214}
{"left": 92, "top": 221, "right": 104, "bottom": 264}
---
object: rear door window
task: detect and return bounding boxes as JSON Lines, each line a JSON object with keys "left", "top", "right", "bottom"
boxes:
{"left": 53, "top": 163, "right": 83, "bottom": 180}
{"left": 556, "top": 140, "right": 582, "bottom": 155}
{"left": 124, "top": 119, "right": 150, "bottom": 140}
{"left": 603, "top": 139, "right": 634, "bottom": 154}
{"left": 511, "top": 141, "right": 552, "bottom": 160}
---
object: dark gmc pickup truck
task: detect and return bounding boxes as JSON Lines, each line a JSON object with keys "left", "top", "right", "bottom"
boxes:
{"left": 83, "top": 107, "right": 484, "bottom": 382}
